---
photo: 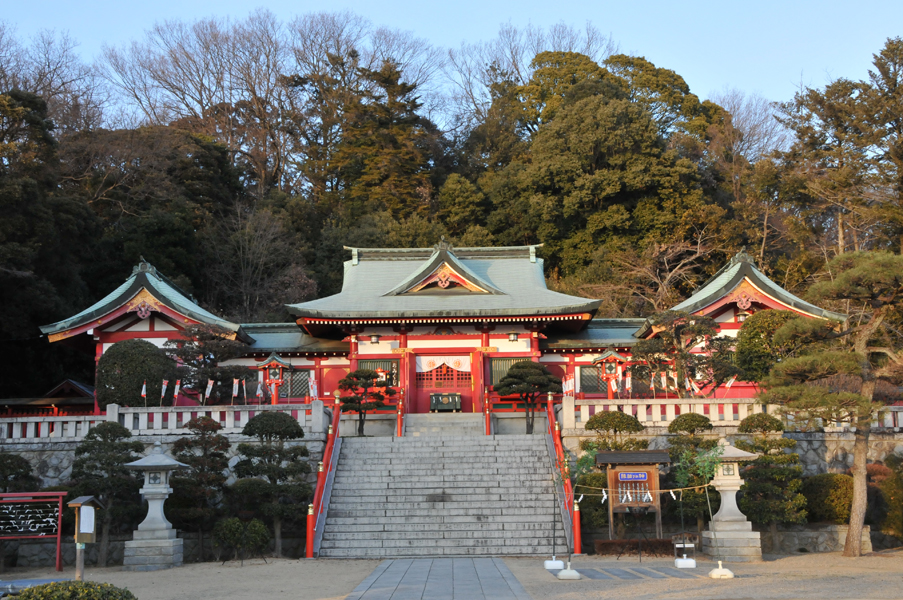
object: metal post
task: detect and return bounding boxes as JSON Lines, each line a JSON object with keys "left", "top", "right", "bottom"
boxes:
{"left": 305, "top": 504, "right": 315, "bottom": 558}
{"left": 573, "top": 501, "right": 582, "bottom": 555}
{"left": 75, "top": 544, "right": 85, "bottom": 580}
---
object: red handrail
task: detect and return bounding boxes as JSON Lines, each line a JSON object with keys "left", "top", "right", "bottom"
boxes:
{"left": 306, "top": 404, "right": 341, "bottom": 558}
{"left": 484, "top": 393, "right": 492, "bottom": 435}
{"left": 395, "top": 388, "right": 405, "bottom": 437}
{"left": 546, "top": 395, "right": 581, "bottom": 555}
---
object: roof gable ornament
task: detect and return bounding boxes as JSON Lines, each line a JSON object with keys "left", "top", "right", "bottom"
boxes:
{"left": 404, "top": 262, "right": 491, "bottom": 294}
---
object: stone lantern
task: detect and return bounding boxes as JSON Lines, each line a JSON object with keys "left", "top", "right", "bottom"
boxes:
{"left": 122, "top": 442, "right": 187, "bottom": 571}
{"left": 702, "top": 438, "right": 761, "bottom": 563}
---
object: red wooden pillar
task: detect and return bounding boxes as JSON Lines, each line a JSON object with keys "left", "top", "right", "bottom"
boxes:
{"left": 349, "top": 334, "right": 359, "bottom": 371}
{"left": 314, "top": 357, "right": 324, "bottom": 400}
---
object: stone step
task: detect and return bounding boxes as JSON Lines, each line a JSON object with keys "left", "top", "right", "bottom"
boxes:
{"left": 331, "top": 482, "right": 553, "bottom": 492}
{"left": 325, "top": 515, "right": 560, "bottom": 525}
{"left": 320, "top": 536, "right": 561, "bottom": 549}
{"left": 329, "top": 493, "right": 556, "bottom": 503}
{"left": 318, "top": 546, "right": 557, "bottom": 557}
{"left": 322, "top": 527, "right": 563, "bottom": 540}
{"left": 322, "top": 521, "right": 560, "bottom": 533}
{"left": 327, "top": 507, "right": 553, "bottom": 518}
{"left": 328, "top": 486, "right": 553, "bottom": 497}
{"left": 333, "top": 469, "right": 551, "bottom": 479}
{"left": 332, "top": 475, "right": 552, "bottom": 484}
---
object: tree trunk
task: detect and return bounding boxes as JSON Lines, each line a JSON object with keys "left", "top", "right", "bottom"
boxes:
{"left": 358, "top": 412, "right": 366, "bottom": 436}
{"left": 697, "top": 516, "right": 704, "bottom": 534}
{"left": 198, "top": 529, "right": 204, "bottom": 562}
{"left": 843, "top": 426, "right": 869, "bottom": 557}
{"left": 837, "top": 209, "right": 845, "bottom": 255}
{"left": 99, "top": 509, "right": 112, "bottom": 567}
{"left": 526, "top": 404, "right": 534, "bottom": 434}
{"left": 274, "top": 516, "right": 283, "bottom": 558}
{"left": 769, "top": 522, "right": 779, "bottom": 553}
{"left": 760, "top": 204, "right": 770, "bottom": 262}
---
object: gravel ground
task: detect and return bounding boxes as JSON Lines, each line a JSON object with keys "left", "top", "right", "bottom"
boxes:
{"left": 1, "top": 551, "right": 900, "bottom": 599}
{"left": 504, "top": 551, "right": 903, "bottom": 600}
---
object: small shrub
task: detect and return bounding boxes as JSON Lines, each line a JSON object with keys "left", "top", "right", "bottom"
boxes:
{"left": 213, "top": 517, "right": 271, "bottom": 563}
{"left": 801, "top": 473, "right": 854, "bottom": 523}
{"left": 18, "top": 581, "right": 137, "bottom": 600}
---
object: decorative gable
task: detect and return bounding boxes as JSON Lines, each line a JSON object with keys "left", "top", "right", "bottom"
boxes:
{"left": 402, "top": 262, "right": 491, "bottom": 295}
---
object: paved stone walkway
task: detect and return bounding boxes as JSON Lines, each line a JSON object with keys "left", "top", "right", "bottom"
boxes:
{"left": 345, "top": 558, "right": 532, "bottom": 600}
{"left": 547, "top": 565, "right": 702, "bottom": 580}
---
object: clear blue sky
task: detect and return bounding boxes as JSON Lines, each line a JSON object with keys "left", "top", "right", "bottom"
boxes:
{"left": 4, "top": 0, "right": 901, "bottom": 102}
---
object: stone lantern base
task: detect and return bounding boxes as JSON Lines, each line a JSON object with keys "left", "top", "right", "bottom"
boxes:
{"left": 701, "top": 520, "right": 762, "bottom": 563}
{"left": 122, "top": 529, "right": 183, "bottom": 572}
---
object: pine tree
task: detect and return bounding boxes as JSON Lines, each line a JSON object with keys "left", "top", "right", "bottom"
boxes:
{"left": 70, "top": 422, "right": 143, "bottom": 567}
{"left": 762, "top": 251, "right": 903, "bottom": 556}
{"left": 735, "top": 413, "right": 807, "bottom": 548}
{"left": 233, "top": 412, "right": 311, "bottom": 557}
{"left": 494, "top": 361, "right": 562, "bottom": 434}
{"left": 169, "top": 417, "right": 230, "bottom": 561}
{"left": 337, "top": 369, "right": 397, "bottom": 436}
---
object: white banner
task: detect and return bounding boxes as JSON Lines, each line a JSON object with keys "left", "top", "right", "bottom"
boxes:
{"left": 415, "top": 355, "right": 472, "bottom": 372}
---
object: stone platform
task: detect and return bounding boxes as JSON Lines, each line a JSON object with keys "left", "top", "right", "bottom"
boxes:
{"left": 702, "top": 521, "right": 761, "bottom": 562}
{"left": 122, "top": 529, "right": 183, "bottom": 572}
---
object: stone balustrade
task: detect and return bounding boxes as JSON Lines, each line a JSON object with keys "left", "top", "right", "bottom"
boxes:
{"left": 561, "top": 396, "right": 903, "bottom": 432}
{"left": 0, "top": 403, "right": 327, "bottom": 443}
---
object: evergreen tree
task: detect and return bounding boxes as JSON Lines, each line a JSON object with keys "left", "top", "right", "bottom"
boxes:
{"left": 70, "top": 422, "right": 143, "bottom": 567}
{"left": 233, "top": 412, "right": 311, "bottom": 557}
{"left": 762, "top": 251, "right": 903, "bottom": 556}
{"left": 735, "top": 310, "right": 801, "bottom": 382}
{"left": 169, "top": 417, "right": 230, "bottom": 562}
{"left": 338, "top": 60, "right": 436, "bottom": 219}
{"left": 95, "top": 339, "right": 178, "bottom": 409}
{"left": 0, "top": 453, "right": 39, "bottom": 492}
{"left": 735, "top": 413, "right": 807, "bottom": 546}
{"left": 667, "top": 413, "right": 718, "bottom": 532}
{"left": 337, "top": 369, "right": 398, "bottom": 436}
{"left": 494, "top": 361, "right": 562, "bottom": 434}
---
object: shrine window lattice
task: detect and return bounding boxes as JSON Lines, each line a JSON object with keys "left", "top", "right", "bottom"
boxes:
{"left": 415, "top": 364, "right": 472, "bottom": 389}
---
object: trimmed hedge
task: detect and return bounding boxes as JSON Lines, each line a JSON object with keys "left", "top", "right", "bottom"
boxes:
{"left": 18, "top": 582, "right": 137, "bottom": 600}
{"left": 801, "top": 473, "right": 854, "bottom": 524}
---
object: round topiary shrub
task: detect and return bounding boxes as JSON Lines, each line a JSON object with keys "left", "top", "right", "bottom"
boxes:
{"left": 18, "top": 581, "right": 137, "bottom": 600}
{"left": 241, "top": 411, "right": 305, "bottom": 442}
{"left": 667, "top": 413, "right": 713, "bottom": 436}
{"left": 801, "top": 473, "right": 854, "bottom": 523}
{"left": 737, "top": 412, "right": 784, "bottom": 434}
{"left": 584, "top": 411, "right": 648, "bottom": 451}
{"left": 96, "top": 339, "right": 177, "bottom": 408}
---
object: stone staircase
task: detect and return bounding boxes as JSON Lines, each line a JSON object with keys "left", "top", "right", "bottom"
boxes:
{"left": 404, "top": 413, "right": 484, "bottom": 436}
{"left": 318, "top": 415, "right": 567, "bottom": 558}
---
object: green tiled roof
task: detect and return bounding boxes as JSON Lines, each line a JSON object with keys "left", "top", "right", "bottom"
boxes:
{"left": 541, "top": 319, "right": 645, "bottom": 349}
{"left": 40, "top": 261, "right": 251, "bottom": 342}
{"left": 287, "top": 244, "right": 601, "bottom": 319}
{"left": 669, "top": 250, "right": 846, "bottom": 321}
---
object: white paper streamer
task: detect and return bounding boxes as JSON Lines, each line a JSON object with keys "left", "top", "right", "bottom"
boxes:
{"left": 669, "top": 490, "right": 676, "bottom": 500}
{"left": 601, "top": 490, "right": 607, "bottom": 504}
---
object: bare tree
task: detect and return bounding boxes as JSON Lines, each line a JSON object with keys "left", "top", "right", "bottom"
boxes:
{"left": 0, "top": 23, "right": 106, "bottom": 133}
{"left": 445, "top": 21, "right": 618, "bottom": 131}
{"left": 204, "top": 204, "right": 317, "bottom": 322}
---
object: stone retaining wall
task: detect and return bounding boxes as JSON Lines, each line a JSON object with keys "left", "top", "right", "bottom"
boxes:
{"left": 2, "top": 433, "right": 325, "bottom": 488}
{"left": 759, "top": 524, "right": 873, "bottom": 554}
{"left": 563, "top": 429, "right": 903, "bottom": 475}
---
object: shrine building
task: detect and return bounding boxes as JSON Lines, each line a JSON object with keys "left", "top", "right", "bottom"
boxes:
{"left": 39, "top": 242, "right": 844, "bottom": 414}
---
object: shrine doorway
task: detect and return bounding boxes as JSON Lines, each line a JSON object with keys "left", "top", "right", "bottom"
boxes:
{"left": 413, "top": 357, "right": 474, "bottom": 413}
